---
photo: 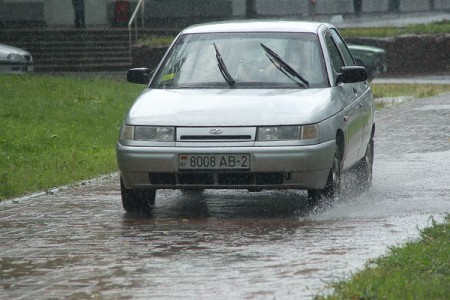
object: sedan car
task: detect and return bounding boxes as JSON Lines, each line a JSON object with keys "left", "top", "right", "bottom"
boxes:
{"left": 117, "top": 21, "right": 375, "bottom": 213}
{"left": 0, "top": 43, "right": 33, "bottom": 74}
{"left": 348, "top": 44, "right": 386, "bottom": 81}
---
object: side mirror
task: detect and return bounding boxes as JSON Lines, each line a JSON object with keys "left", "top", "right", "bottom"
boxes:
{"left": 127, "top": 68, "right": 152, "bottom": 84}
{"left": 337, "top": 66, "right": 368, "bottom": 84}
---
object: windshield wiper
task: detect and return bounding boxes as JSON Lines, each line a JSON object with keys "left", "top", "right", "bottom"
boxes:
{"left": 213, "top": 43, "right": 235, "bottom": 86}
{"left": 260, "top": 43, "right": 309, "bottom": 88}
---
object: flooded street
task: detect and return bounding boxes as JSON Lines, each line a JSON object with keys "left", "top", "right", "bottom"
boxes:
{"left": 1, "top": 93, "right": 449, "bottom": 299}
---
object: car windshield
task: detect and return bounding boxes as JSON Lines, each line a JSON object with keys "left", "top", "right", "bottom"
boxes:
{"left": 151, "top": 32, "right": 327, "bottom": 89}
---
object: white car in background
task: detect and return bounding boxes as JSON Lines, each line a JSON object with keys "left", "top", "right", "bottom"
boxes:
{"left": 0, "top": 43, "right": 33, "bottom": 74}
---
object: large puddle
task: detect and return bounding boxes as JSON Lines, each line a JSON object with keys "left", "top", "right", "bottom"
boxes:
{"left": 1, "top": 152, "right": 448, "bottom": 299}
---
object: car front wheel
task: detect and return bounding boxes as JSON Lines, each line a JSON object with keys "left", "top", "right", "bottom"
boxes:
{"left": 307, "top": 145, "right": 342, "bottom": 206}
{"left": 355, "top": 139, "right": 374, "bottom": 192}
{"left": 120, "top": 177, "right": 156, "bottom": 214}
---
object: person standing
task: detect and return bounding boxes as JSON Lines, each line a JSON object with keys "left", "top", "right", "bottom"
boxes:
{"left": 353, "top": 0, "right": 363, "bottom": 17}
{"left": 72, "top": 0, "right": 85, "bottom": 28}
{"left": 388, "top": 0, "right": 400, "bottom": 13}
{"left": 245, "top": 0, "right": 257, "bottom": 19}
{"left": 309, "top": 0, "right": 317, "bottom": 19}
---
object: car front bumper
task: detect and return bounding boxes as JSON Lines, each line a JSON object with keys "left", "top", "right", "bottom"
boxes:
{"left": 0, "top": 63, "right": 33, "bottom": 74}
{"left": 117, "top": 140, "right": 335, "bottom": 190}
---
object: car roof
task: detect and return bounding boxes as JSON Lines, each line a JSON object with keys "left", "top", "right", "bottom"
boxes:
{"left": 181, "top": 20, "right": 333, "bottom": 34}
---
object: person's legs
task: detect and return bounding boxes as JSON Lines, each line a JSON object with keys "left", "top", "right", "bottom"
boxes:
{"left": 73, "top": 0, "right": 85, "bottom": 28}
{"left": 74, "top": 10, "right": 80, "bottom": 28}
{"left": 79, "top": 8, "right": 85, "bottom": 28}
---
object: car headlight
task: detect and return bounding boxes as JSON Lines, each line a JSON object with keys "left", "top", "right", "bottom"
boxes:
{"left": 257, "top": 125, "right": 319, "bottom": 141}
{"left": 119, "top": 125, "right": 175, "bottom": 142}
{"left": 7, "top": 53, "right": 24, "bottom": 62}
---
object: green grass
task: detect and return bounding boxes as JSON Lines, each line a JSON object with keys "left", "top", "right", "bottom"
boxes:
{"left": 136, "top": 35, "right": 175, "bottom": 47}
{"left": 316, "top": 216, "right": 450, "bottom": 300}
{"left": 371, "top": 83, "right": 450, "bottom": 99}
{"left": 371, "top": 84, "right": 450, "bottom": 110}
{"left": 340, "top": 20, "right": 450, "bottom": 38}
{"left": 0, "top": 74, "right": 142, "bottom": 200}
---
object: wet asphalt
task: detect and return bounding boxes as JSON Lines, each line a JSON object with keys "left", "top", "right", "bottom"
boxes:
{"left": 1, "top": 90, "right": 449, "bottom": 299}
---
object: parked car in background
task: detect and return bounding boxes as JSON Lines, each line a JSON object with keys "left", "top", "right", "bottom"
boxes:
{"left": 348, "top": 44, "right": 386, "bottom": 81}
{"left": 117, "top": 21, "right": 375, "bottom": 214}
{"left": 0, "top": 43, "right": 33, "bottom": 74}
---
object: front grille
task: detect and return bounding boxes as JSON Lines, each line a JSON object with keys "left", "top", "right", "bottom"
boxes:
{"left": 177, "top": 127, "right": 256, "bottom": 142}
{"left": 149, "top": 173, "right": 176, "bottom": 184}
{"left": 149, "top": 172, "right": 284, "bottom": 186}
{"left": 218, "top": 173, "right": 254, "bottom": 185}
{"left": 177, "top": 173, "right": 214, "bottom": 184}
{"left": 256, "top": 173, "right": 284, "bottom": 184}
{"left": 180, "top": 135, "right": 251, "bottom": 141}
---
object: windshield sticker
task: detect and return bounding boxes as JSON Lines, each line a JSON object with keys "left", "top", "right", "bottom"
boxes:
{"left": 161, "top": 73, "right": 176, "bottom": 82}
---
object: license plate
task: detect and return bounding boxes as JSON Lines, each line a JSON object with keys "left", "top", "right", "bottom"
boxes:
{"left": 179, "top": 154, "right": 250, "bottom": 170}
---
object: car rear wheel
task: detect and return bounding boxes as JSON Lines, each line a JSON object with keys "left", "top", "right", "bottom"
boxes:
{"left": 120, "top": 177, "right": 156, "bottom": 214}
{"left": 354, "top": 139, "right": 374, "bottom": 192}
{"left": 307, "top": 145, "right": 342, "bottom": 206}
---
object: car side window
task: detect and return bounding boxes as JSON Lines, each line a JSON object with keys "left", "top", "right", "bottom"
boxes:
{"left": 329, "top": 29, "right": 356, "bottom": 66}
{"left": 325, "top": 32, "right": 344, "bottom": 73}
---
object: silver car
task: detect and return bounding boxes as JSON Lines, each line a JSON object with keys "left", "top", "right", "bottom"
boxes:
{"left": 0, "top": 43, "right": 33, "bottom": 74}
{"left": 117, "top": 21, "right": 375, "bottom": 213}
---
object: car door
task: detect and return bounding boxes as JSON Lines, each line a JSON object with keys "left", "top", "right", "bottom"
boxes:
{"left": 325, "top": 30, "right": 363, "bottom": 169}
{"left": 329, "top": 30, "right": 373, "bottom": 161}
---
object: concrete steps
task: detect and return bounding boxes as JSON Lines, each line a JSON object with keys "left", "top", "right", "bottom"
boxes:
{"left": 0, "top": 28, "right": 134, "bottom": 72}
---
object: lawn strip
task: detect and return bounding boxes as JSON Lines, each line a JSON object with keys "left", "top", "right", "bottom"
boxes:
{"left": 0, "top": 74, "right": 142, "bottom": 200}
{"left": 315, "top": 216, "right": 450, "bottom": 300}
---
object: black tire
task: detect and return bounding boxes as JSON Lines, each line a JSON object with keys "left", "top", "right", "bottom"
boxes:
{"left": 355, "top": 139, "right": 374, "bottom": 192}
{"left": 120, "top": 177, "right": 156, "bottom": 214}
{"left": 307, "top": 145, "right": 342, "bottom": 206}
{"left": 307, "top": 189, "right": 322, "bottom": 206}
{"left": 321, "top": 146, "right": 342, "bottom": 200}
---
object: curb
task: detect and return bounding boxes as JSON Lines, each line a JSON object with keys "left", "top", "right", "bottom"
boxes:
{"left": 1, "top": 172, "right": 119, "bottom": 205}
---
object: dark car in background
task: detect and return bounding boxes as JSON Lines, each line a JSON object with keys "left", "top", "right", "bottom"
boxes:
{"left": 0, "top": 43, "right": 33, "bottom": 74}
{"left": 348, "top": 44, "right": 386, "bottom": 81}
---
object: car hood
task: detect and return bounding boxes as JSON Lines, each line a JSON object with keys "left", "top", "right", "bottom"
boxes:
{"left": 125, "top": 88, "right": 340, "bottom": 126}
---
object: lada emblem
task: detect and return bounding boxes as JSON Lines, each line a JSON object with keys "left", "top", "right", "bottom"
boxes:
{"left": 209, "top": 129, "right": 223, "bottom": 135}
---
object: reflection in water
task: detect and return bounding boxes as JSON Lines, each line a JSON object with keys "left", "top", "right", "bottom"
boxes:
{"left": 123, "top": 188, "right": 315, "bottom": 221}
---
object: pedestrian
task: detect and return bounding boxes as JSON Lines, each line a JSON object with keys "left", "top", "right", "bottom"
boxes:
{"left": 309, "top": 0, "right": 317, "bottom": 19}
{"left": 72, "top": 0, "right": 85, "bottom": 28}
{"left": 388, "top": 0, "right": 400, "bottom": 13}
{"left": 245, "top": 0, "right": 257, "bottom": 19}
{"left": 353, "top": 0, "right": 363, "bottom": 17}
